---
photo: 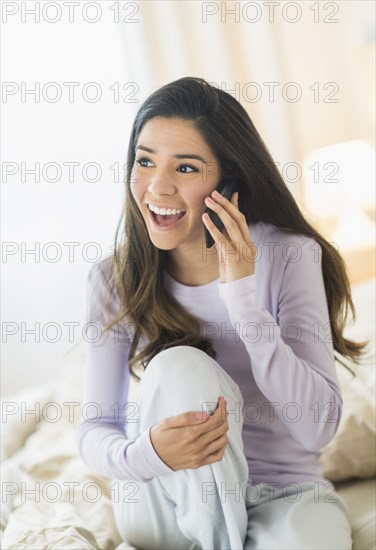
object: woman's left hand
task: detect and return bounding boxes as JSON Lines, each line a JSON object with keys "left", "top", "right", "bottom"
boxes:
{"left": 202, "top": 189, "right": 256, "bottom": 283}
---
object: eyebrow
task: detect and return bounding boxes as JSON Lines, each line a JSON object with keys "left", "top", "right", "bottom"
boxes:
{"left": 136, "top": 144, "right": 208, "bottom": 164}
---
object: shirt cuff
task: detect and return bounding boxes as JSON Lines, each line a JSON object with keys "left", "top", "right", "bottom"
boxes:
{"left": 217, "top": 274, "right": 256, "bottom": 300}
{"left": 126, "top": 427, "right": 175, "bottom": 480}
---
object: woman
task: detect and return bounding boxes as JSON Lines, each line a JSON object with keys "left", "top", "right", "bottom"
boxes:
{"left": 77, "top": 77, "right": 367, "bottom": 549}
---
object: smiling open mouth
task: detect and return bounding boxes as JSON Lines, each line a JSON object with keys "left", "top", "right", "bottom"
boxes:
{"left": 150, "top": 210, "right": 186, "bottom": 227}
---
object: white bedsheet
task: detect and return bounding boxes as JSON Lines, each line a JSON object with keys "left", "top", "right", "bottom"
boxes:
{"left": 1, "top": 372, "right": 135, "bottom": 549}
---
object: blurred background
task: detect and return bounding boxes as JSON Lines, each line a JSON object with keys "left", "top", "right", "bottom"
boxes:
{"left": 1, "top": 0, "right": 375, "bottom": 397}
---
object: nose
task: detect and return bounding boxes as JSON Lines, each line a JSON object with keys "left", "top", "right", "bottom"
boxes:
{"left": 147, "top": 167, "right": 176, "bottom": 197}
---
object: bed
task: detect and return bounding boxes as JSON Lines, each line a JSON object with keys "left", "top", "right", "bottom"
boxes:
{"left": 1, "top": 277, "right": 375, "bottom": 549}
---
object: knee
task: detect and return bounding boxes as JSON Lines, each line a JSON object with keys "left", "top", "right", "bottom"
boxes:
{"left": 142, "top": 345, "right": 218, "bottom": 383}
{"left": 138, "top": 345, "right": 243, "bottom": 414}
{"left": 138, "top": 345, "right": 225, "bottom": 402}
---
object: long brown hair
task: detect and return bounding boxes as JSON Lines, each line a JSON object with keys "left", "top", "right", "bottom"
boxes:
{"left": 101, "top": 77, "right": 368, "bottom": 381}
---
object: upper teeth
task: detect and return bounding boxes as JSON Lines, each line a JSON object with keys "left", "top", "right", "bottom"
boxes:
{"left": 148, "top": 203, "right": 185, "bottom": 215}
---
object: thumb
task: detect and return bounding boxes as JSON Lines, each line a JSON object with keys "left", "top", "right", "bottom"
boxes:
{"left": 194, "top": 402, "right": 217, "bottom": 421}
{"left": 195, "top": 411, "right": 209, "bottom": 421}
{"left": 164, "top": 410, "right": 209, "bottom": 429}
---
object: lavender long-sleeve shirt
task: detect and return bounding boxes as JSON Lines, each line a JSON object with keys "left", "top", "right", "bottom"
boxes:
{"left": 77, "top": 221, "right": 342, "bottom": 486}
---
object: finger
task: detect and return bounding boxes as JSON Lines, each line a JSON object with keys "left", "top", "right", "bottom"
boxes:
{"left": 202, "top": 398, "right": 228, "bottom": 427}
{"left": 212, "top": 189, "right": 239, "bottom": 214}
{"left": 198, "top": 417, "right": 229, "bottom": 447}
{"left": 204, "top": 197, "right": 243, "bottom": 248}
{"left": 162, "top": 395, "right": 227, "bottom": 429}
{"left": 231, "top": 191, "right": 238, "bottom": 207}
{"left": 206, "top": 432, "right": 228, "bottom": 455}
{"left": 201, "top": 451, "right": 224, "bottom": 467}
{"left": 215, "top": 396, "right": 228, "bottom": 422}
{"left": 190, "top": 399, "right": 228, "bottom": 439}
{"left": 201, "top": 212, "right": 227, "bottom": 258}
{"left": 162, "top": 410, "right": 209, "bottom": 430}
{"left": 202, "top": 215, "right": 239, "bottom": 267}
{"left": 210, "top": 190, "right": 254, "bottom": 247}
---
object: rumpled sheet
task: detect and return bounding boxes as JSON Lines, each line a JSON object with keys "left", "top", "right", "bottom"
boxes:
{"left": 1, "top": 348, "right": 137, "bottom": 549}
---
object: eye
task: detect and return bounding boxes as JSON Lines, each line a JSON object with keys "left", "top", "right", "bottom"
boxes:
{"left": 177, "top": 164, "right": 198, "bottom": 174}
{"left": 135, "top": 156, "right": 153, "bottom": 167}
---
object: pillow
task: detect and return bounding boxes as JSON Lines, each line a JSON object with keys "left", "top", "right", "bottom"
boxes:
{"left": 319, "top": 277, "right": 376, "bottom": 482}
{"left": 320, "top": 362, "right": 375, "bottom": 481}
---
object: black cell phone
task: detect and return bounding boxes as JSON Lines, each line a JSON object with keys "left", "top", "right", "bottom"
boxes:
{"left": 204, "top": 181, "right": 238, "bottom": 248}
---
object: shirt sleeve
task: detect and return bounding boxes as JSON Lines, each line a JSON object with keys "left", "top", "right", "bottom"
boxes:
{"left": 217, "top": 238, "right": 343, "bottom": 452}
{"left": 76, "top": 260, "right": 174, "bottom": 481}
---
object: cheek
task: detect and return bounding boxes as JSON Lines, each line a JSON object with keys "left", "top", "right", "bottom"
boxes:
{"left": 192, "top": 180, "right": 217, "bottom": 214}
{"left": 190, "top": 187, "right": 214, "bottom": 214}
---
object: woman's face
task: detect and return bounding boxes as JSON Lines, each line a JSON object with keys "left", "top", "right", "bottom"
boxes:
{"left": 130, "top": 116, "right": 221, "bottom": 251}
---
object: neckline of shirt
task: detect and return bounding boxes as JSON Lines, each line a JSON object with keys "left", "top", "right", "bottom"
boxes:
{"left": 161, "top": 221, "right": 264, "bottom": 296}
{"left": 163, "top": 269, "right": 220, "bottom": 296}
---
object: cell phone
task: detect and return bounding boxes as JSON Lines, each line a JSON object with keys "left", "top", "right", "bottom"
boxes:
{"left": 204, "top": 181, "right": 238, "bottom": 249}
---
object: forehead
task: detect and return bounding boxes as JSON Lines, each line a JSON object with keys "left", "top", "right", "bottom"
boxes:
{"left": 136, "top": 117, "right": 216, "bottom": 158}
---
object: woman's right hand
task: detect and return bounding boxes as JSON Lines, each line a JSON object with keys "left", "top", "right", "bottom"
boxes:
{"left": 149, "top": 396, "right": 229, "bottom": 471}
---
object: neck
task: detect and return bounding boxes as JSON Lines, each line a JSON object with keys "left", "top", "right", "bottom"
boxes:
{"left": 165, "top": 244, "right": 219, "bottom": 286}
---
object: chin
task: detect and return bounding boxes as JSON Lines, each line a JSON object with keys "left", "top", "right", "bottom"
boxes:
{"left": 144, "top": 228, "right": 180, "bottom": 249}
{"left": 150, "top": 240, "right": 177, "bottom": 251}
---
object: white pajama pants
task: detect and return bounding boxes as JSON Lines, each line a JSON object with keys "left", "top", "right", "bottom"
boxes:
{"left": 112, "top": 346, "right": 352, "bottom": 550}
